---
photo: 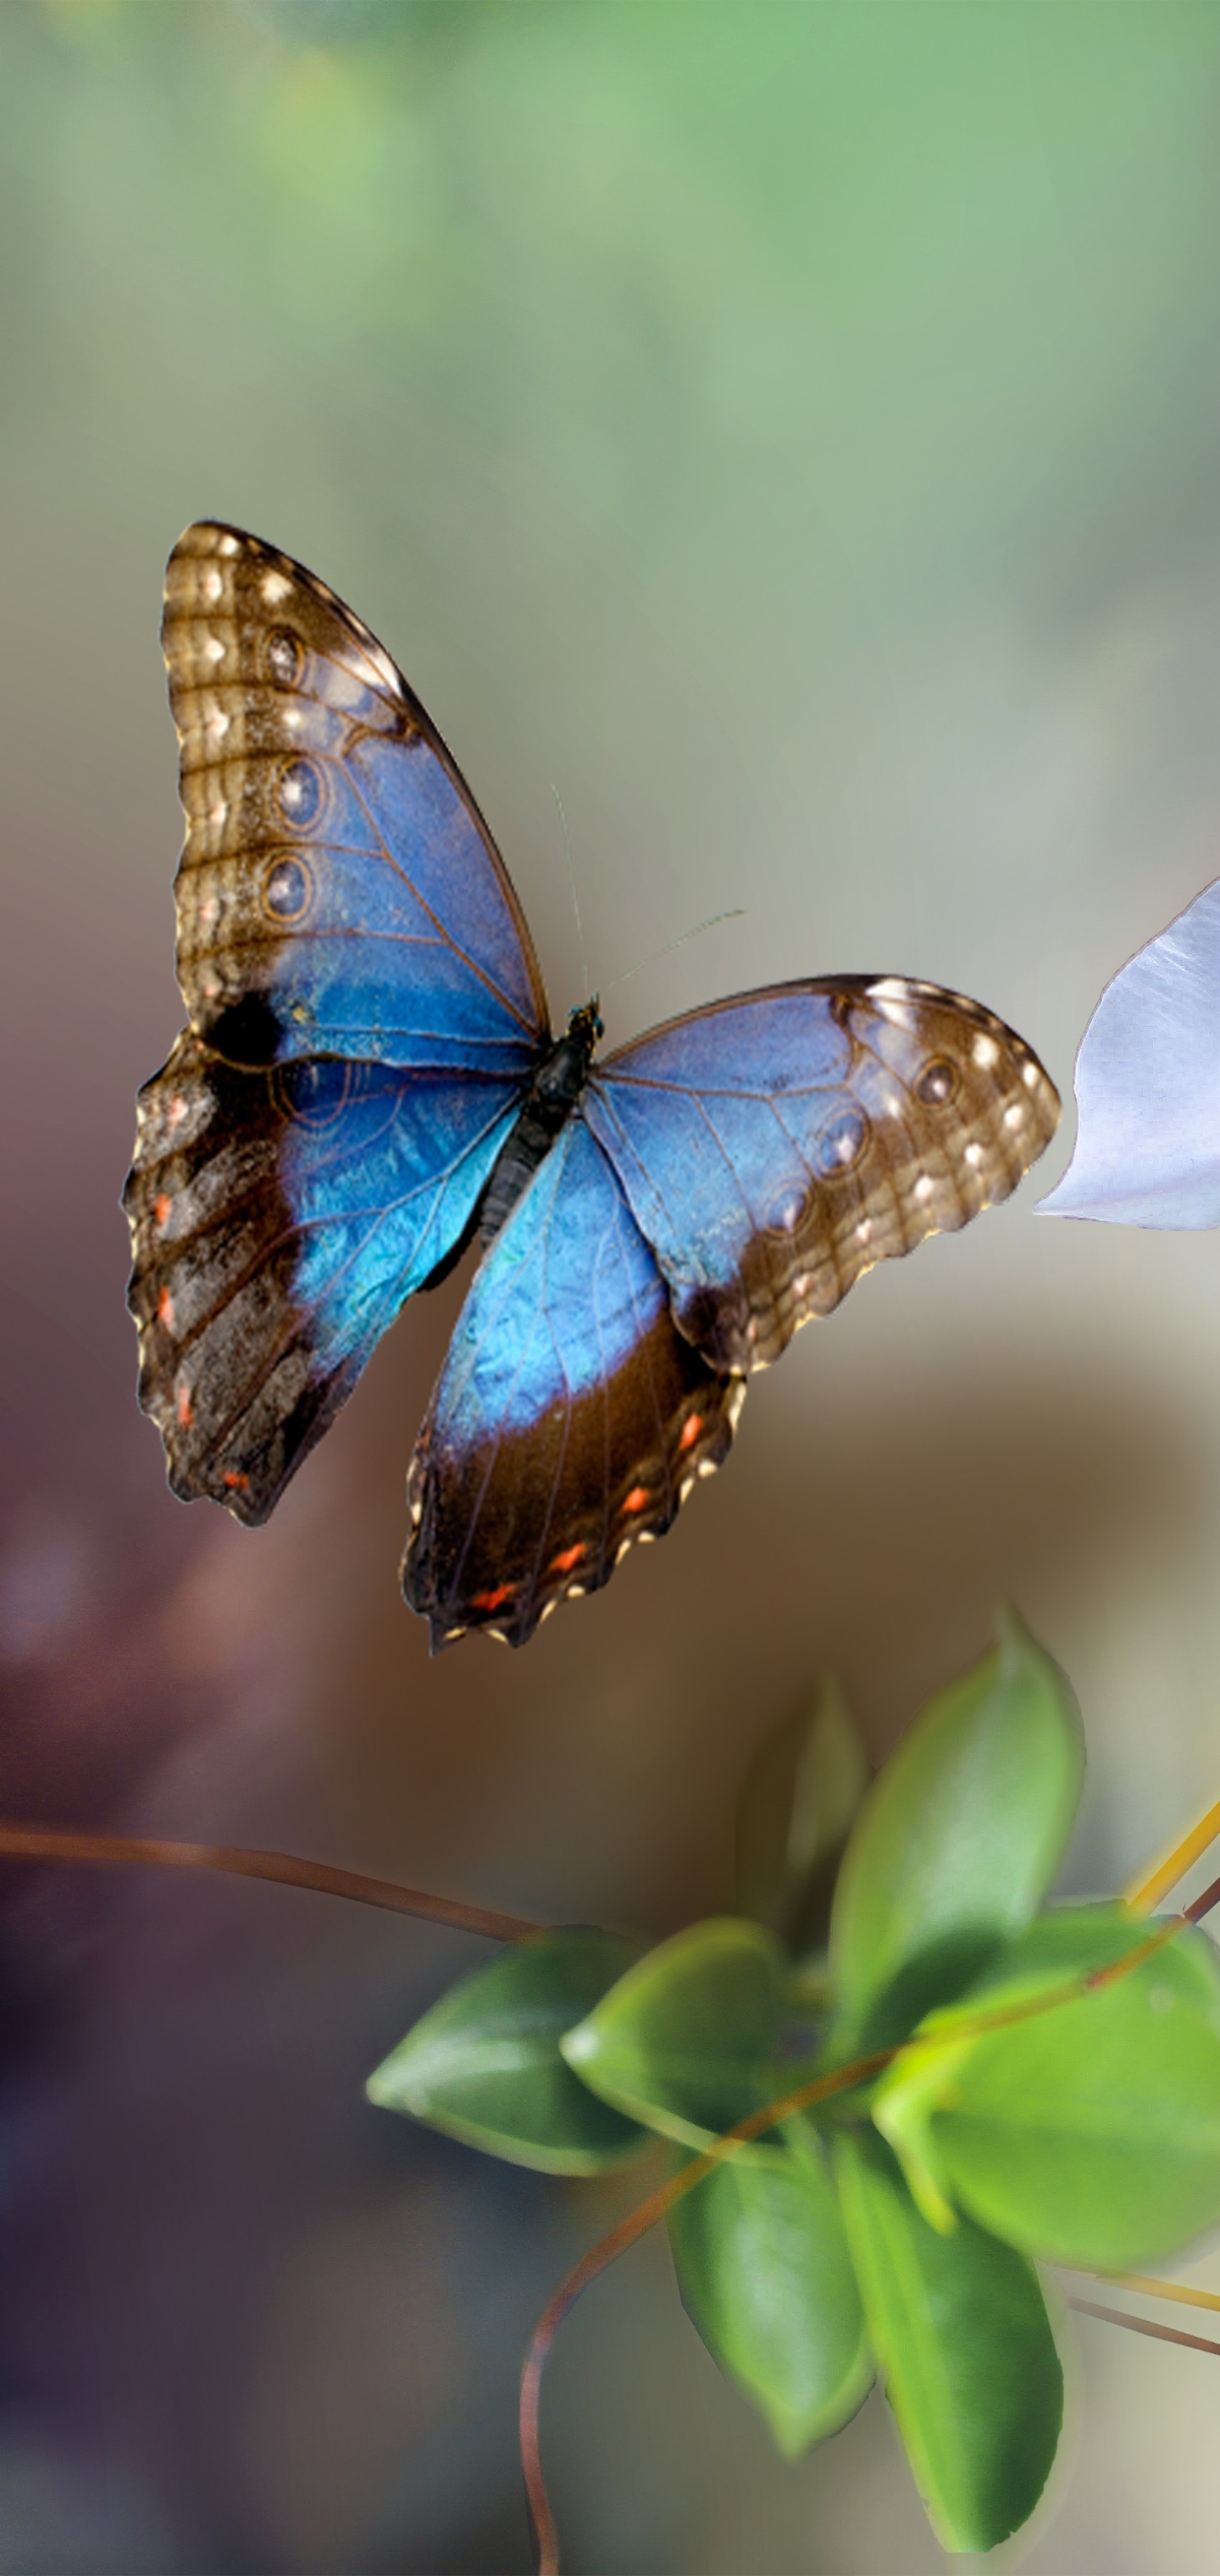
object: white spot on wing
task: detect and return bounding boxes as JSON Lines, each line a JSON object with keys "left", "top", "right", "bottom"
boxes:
{"left": 261, "top": 569, "right": 292, "bottom": 605}
{"left": 201, "top": 569, "right": 223, "bottom": 603}
{"left": 868, "top": 977, "right": 911, "bottom": 1002}
{"left": 973, "top": 1034, "right": 1000, "bottom": 1070}
{"left": 914, "top": 1174, "right": 934, "bottom": 1202}
{"left": 1004, "top": 1103, "right": 1024, "bottom": 1129}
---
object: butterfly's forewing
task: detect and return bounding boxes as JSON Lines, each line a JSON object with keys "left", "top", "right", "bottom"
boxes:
{"left": 125, "top": 1032, "right": 522, "bottom": 1520}
{"left": 585, "top": 979, "right": 1059, "bottom": 1374}
{"left": 401, "top": 1119, "right": 741, "bottom": 1648}
{"left": 162, "top": 522, "right": 548, "bottom": 1074}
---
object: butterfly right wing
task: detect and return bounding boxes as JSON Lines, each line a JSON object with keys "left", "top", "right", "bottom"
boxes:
{"left": 125, "top": 1032, "right": 521, "bottom": 1522}
{"left": 401, "top": 1117, "right": 740, "bottom": 1649}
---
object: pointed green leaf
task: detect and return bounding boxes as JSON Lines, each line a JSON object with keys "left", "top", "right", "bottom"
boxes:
{"left": 835, "top": 2132, "right": 1062, "bottom": 2552}
{"left": 828, "top": 1607, "right": 1084, "bottom": 2053}
{"left": 561, "top": 1918, "right": 787, "bottom": 2151}
{"left": 669, "top": 2138, "right": 874, "bottom": 2456}
{"left": 366, "top": 1929, "right": 651, "bottom": 2174}
{"left": 922, "top": 1905, "right": 1220, "bottom": 2268}
{"left": 735, "top": 1676, "right": 871, "bottom": 1953}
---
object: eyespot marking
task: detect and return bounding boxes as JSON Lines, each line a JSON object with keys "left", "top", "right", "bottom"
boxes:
{"left": 765, "top": 1183, "right": 811, "bottom": 1236}
{"left": 262, "top": 854, "right": 312, "bottom": 924}
{"left": 266, "top": 629, "right": 303, "bottom": 688}
{"left": 816, "top": 1107, "right": 869, "bottom": 1178}
{"left": 916, "top": 1058, "right": 959, "bottom": 1107}
{"left": 270, "top": 1059, "right": 352, "bottom": 1130}
{"left": 277, "top": 758, "right": 323, "bottom": 829}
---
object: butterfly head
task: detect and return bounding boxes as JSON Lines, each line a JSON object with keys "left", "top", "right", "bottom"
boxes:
{"left": 567, "top": 998, "right": 604, "bottom": 1058}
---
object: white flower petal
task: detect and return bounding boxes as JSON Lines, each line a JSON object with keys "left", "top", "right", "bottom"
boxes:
{"left": 1038, "top": 876, "right": 1220, "bottom": 1228}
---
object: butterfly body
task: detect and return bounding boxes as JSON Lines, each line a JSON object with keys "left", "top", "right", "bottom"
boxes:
{"left": 125, "top": 524, "right": 1060, "bottom": 1648}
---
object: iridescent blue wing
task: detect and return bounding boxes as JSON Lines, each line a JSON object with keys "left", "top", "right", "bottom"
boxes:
{"left": 585, "top": 978, "right": 1059, "bottom": 1373}
{"left": 400, "top": 1118, "right": 741, "bottom": 1649}
{"left": 161, "top": 521, "right": 548, "bottom": 1074}
{"left": 125, "top": 1032, "right": 522, "bottom": 1521}
{"left": 401, "top": 976, "right": 1058, "bottom": 1649}
{"left": 128, "top": 521, "right": 548, "bottom": 1516}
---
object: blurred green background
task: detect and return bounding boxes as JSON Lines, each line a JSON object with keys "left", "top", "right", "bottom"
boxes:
{"left": 3, "top": 0, "right": 1220, "bottom": 2567}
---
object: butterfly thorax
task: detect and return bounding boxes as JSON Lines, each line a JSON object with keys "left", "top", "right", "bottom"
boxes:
{"left": 477, "top": 999, "right": 605, "bottom": 1248}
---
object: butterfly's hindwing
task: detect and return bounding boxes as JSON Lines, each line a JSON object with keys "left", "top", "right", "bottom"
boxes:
{"left": 586, "top": 979, "right": 1060, "bottom": 1374}
{"left": 125, "top": 1032, "right": 521, "bottom": 1520}
{"left": 163, "top": 523, "right": 547, "bottom": 1074}
{"left": 401, "top": 1118, "right": 743, "bottom": 1648}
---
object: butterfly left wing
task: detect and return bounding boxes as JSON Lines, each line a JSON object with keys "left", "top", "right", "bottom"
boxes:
{"left": 584, "top": 977, "right": 1059, "bottom": 1374}
{"left": 163, "top": 521, "right": 549, "bottom": 1074}
{"left": 400, "top": 1118, "right": 741, "bottom": 1649}
{"left": 125, "top": 1033, "right": 521, "bottom": 1521}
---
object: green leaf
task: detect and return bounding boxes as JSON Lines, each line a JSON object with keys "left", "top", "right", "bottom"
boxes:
{"left": 669, "top": 2137, "right": 874, "bottom": 2455}
{"left": 835, "top": 2132, "right": 1062, "bottom": 2552}
{"left": 918, "top": 1904, "right": 1220, "bottom": 2268}
{"left": 828, "top": 1607, "right": 1084, "bottom": 2054}
{"left": 561, "top": 1918, "right": 788, "bottom": 2151}
{"left": 366, "top": 1928, "right": 652, "bottom": 2174}
{"left": 735, "top": 1675, "right": 871, "bottom": 1954}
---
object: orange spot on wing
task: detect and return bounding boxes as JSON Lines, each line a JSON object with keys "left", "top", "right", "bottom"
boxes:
{"left": 222, "top": 1470, "right": 250, "bottom": 1491}
{"left": 175, "top": 1382, "right": 194, "bottom": 1429}
{"left": 472, "top": 1582, "right": 515, "bottom": 1614}
{"left": 168, "top": 1093, "right": 189, "bottom": 1128}
{"left": 157, "top": 1287, "right": 175, "bottom": 1330}
{"left": 622, "top": 1485, "right": 650, "bottom": 1515}
{"left": 549, "top": 1543, "right": 585, "bottom": 1575}
{"left": 678, "top": 1413, "right": 702, "bottom": 1452}
{"left": 154, "top": 1194, "right": 172, "bottom": 1229}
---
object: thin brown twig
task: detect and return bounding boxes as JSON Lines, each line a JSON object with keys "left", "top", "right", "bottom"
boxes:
{"left": 1184, "top": 1871, "right": 1220, "bottom": 1924}
{"left": 1068, "top": 2296, "right": 1220, "bottom": 2358}
{"left": 0, "top": 1822, "right": 542, "bottom": 1945}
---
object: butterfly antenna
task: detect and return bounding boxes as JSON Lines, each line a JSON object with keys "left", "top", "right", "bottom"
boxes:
{"left": 551, "top": 784, "right": 589, "bottom": 1000}
{"left": 604, "top": 909, "right": 745, "bottom": 995}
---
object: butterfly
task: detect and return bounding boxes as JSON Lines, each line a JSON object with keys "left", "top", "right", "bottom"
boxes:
{"left": 125, "top": 523, "right": 1061, "bottom": 1649}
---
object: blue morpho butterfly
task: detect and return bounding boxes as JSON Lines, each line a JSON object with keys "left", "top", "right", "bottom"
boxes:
{"left": 125, "top": 524, "right": 1060, "bottom": 1649}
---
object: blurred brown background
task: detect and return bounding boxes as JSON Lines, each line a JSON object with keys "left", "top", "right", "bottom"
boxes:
{"left": 3, "top": 2, "right": 1220, "bottom": 2567}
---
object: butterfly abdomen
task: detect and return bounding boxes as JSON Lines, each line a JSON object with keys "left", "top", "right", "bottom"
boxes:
{"left": 477, "top": 1002, "right": 603, "bottom": 1247}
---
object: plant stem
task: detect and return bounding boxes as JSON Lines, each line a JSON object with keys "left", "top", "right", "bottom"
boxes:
{"left": 0, "top": 1822, "right": 541, "bottom": 1944}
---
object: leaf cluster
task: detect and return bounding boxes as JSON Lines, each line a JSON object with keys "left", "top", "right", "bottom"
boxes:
{"left": 367, "top": 1610, "right": 1220, "bottom": 2551}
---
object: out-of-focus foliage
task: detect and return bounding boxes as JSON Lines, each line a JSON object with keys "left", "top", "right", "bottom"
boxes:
{"left": 374, "top": 1612, "right": 1220, "bottom": 2552}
